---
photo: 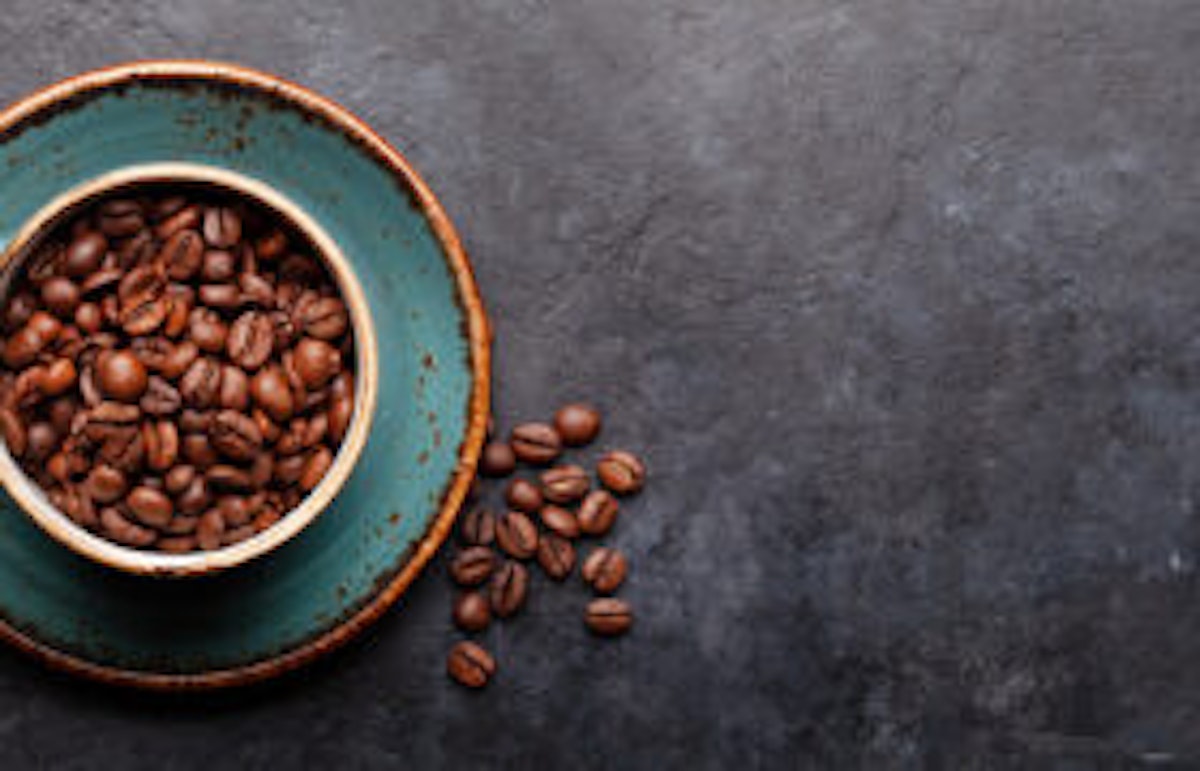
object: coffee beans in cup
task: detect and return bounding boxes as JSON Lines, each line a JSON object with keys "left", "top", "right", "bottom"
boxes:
{"left": 0, "top": 188, "right": 356, "bottom": 553}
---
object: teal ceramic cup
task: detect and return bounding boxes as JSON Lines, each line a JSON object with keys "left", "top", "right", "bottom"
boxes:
{"left": 0, "top": 162, "right": 381, "bottom": 577}
{"left": 0, "top": 61, "right": 489, "bottom": 689}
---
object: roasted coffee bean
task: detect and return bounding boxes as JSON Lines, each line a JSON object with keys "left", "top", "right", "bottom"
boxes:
{"left": 1, "top": 409, "right": 27, "bottom": 457}
{"left": 155, "top": 204, "right": 201, "bottom": 239}
{"left": 178, "top": 408, "right": 212, "bottom": 433}
{"left": 577, "top": 490, "right": 620, "bottom": 536}
{"left": 504, "top": 478, "right": 543, "bottom": 514}
{"left": 80, "top": 267, "right": 122, "bottom": 297}
{"left": 459, "top": 507, "right": 495, "bottom": 546}
{"left": 100, "top": 506, "right": 155, "bottom": 547}
{"left": 182, "top": 433, "right": 219, "bottom": 469}
{"left": 539, "top": 505, "right": 581, "bottom": 539}
{"left": 295, "top": 297, "right": 349, "bottom": 340}
{"left": 164, "top": 286, "right": 193, "bottom": 338}
{"left": 196, "top": 508, "right": 226, "bottom": 550}
{"left": 453, "top": 591, "right": 491, "bottom": 632}
{"left": 179, "top": 357, "right": 222, "bottom": 408}
{"left": 98, "top": 199, "right": 144, "bottom": 237}
{"left": 495, "top": 510, "right": 539, "bottom": 560}
{"left": 160, "top": 340, "right": 199, "bottom": 380}
{"left": 450, "top": 546, "right": 496, "bottom": 586}
{"left": 479, "top": 440, "right": 516, "bottom": 477}
{"left": 41, "top": 277, "right": 80, "bottom": 318}
{"left": 188, "top": 307, "right": 228, "bottom": 353}
{"left": 64, "top": 232, "right": 106, "bottom": 278}
{"left": 162, "top": 229, "right": 204, "bottom": 280}
{"left": 489, "top": 560, "right": 529, "bottom": 618}
{"left": 584, "top": 598, "right": 633, "bottom": 636}
{"left": 74, "top": 302, "right": 102, "bottom": 334}
{"left": 96, "top": 350, "right": 148, "bottom": 402}
{"left": 85, "top": 464, "right": 127, "bottom": 504}
{"left": 540, "top": 464, "right": 590, "bottom": 504}
{"left": 510, "top": 422, "right": 562, "bottom": 465}
{"left": 198, "top": 284, "right": 241, "bottom": 310}
{"left": 177, "top": 475, "right": 211, "bottom": 516}
{"left": 203, "top": 206, "right": 242, "bottom": 248}
{"left": 116, "top": 229, "right": 156, "bottom": 269}
{"left": 250, "top": 366, "right": 294, "bottom": 422}
{"left": 596, "top": 450, "right": 646, "bottom": 495}
{"left": 140, "top": 376, "right": 182, "bottom": 415}
{"left": 581, "top": 547, "right": 627, "bottom": 594}
{"left": 256, "top": 230, "right": 288, "bottom": 260}
{"left": 126, "top": 486, "right": 173, "bottom": 529}
{"left": 26, "top": 422, "right": 57, "bottom": 462}
{"left": 206, "top": 464, "right": 253, "bottom": 491}
{"left": 273, "top": 454, "right": 307, "bottom": 486}
{"left": 219, "top": 365, "right": 249, "bottom": 410}
{"left": 227, "top": 311, "right": 273, "bottom": 370}
{"left": 3, "top": 291, "right": 36, "bottom": 331}
{"left": 201, "top": 249, "right": 237, "bottom": 283}
{"left": 554, "top": 403, "right": 602, "bottom": 446}
{"left": 210, "top": 409, "right": 262, "bottom": 461}
{"left": 249, "top": 453, "right": 274, "bottom": 488}
{"left": 292, "top": 338, "right": 341, "bottom": 388}
{"left": 299, "top": 446, "right": 333, "bottom": 491}
{"left": 158, "top": 536, "right": 197, "bottom": 553}
{"left": 39, "top": 359, "right": 77, "bottom": 397}
{"left": 447, "top": 641, "right": 495, "bottom": 689}
{"left": 142, "top": 420, "right": 179, "bottom": 471}
{"left": 537, "top": 533, "right": 576, "bottom": 581}
{"left": 164, "top": 464, "right": 196, "bottom": 495}
{"left": 218, "top": 495, "right": 254, "bottom": 527}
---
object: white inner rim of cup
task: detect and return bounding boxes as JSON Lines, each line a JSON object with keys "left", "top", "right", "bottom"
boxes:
{"left": 0, "top": 162, "right": 379, "bottom": 576}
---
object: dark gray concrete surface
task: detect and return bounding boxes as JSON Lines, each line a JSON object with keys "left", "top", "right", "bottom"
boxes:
{"left": 0, "top": 1, "right": 1198, "bottom": 768}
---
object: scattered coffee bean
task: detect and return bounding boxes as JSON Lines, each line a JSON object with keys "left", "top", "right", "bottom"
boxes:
{"left": 0, "top": 189, "right": 357, "bottom": 552}
{"left": 584, "top": 598, "right": 633, "bottom": 636}
{"left": 539, "top": 505, "right": 581, "bottom": 539}
{"left": 479, "top": 440, "right": 516, "bottom": 477}
{"left": 447, "top": 641, "right": 496, "bottom": 689}
{"left": 581, "top": 547, "right": 628, "bottom": 594}
{"left": 450, "top": 546, "right": 497, "bottom": 586}
{"left": 495, "top": 510, "right": 539, "bottom": 560}
{"left": 553, "top": 403, "right": 601, "bottom": 446}
{"left": 540, "top": 464, "right": 590, "bottom": 504}
{"left": 453, "top": 591, "right": 491, "bottom": 632}
{"left": 536, "top": 533, "right": 576, "bottom": 581}
{"left": 459, "top": 507, "right": 495, "bottom": 546}
{"left": 597, "top": 450, "right": 646, "bottom": 495}
{"left": 509, "top": 422, "right": 562, "bottom": 465}
{"left": 577, "top": 489, "right": 620, "bottom": 536}
{"left": 504, "top": 478, "right": 543, "bottom": 513}
{"left": 489, "top": 560, "right": 529, "bottom": 618}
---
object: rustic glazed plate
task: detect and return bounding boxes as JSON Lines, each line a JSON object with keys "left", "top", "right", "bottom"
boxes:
{"left": 0, "top": 61, "right": 489, "bottom": 689}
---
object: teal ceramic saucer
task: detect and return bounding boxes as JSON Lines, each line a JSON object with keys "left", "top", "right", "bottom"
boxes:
{"left": 0, "top": 61, "right": 490, "bottom": 689}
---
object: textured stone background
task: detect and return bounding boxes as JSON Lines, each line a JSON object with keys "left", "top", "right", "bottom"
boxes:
{"left": 0, "top": 1, "right": 1198, "bottom": 768}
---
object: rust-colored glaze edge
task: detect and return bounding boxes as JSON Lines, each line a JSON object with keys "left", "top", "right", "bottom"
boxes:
{"left": 0, "top": 60, "right": 491, "bottom": 691}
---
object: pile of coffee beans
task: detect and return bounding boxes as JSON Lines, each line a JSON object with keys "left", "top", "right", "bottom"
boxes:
{"left": 446, "top": 402, "right": 645, "bottom": 689}
{"left": 0, "top": 188, "right": 356, "bottom": 553}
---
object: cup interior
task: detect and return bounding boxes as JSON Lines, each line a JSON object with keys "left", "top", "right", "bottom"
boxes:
{"left": 0, "top": 162, "right": 379, "bottom": 577}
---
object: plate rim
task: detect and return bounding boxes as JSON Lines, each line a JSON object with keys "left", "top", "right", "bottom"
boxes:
{"left": 0, "top": 59, "right": 491, "bottom": 690}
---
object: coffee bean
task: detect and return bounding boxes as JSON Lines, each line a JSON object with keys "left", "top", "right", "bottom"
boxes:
{"left": 219, "top": 365, "right": 249, "bottom": 410}
{"left": 198, "top": 284, "right": 241, "bottom": 310}
{"left": 596, "top": 450, "right": 646, "bottom": 495}
{"left": 540, "top": 464, "right": 590, "bottom": 504}
{"left": 26, "top": 422, "right": 57, "bottom": 461}
{"left": 180, "top": 357, "right": 222, "bottom": 408}
{"left": 584, "top": 598, "right": 633, "bottom": 636}
{"left": 143, "top": 420, "right": 179, "bottom": 471}
{"left": 158, "top": 536, "right": 197, "bottom": 553}
{"left": 0, "top": 408, "right": 27, "bottom": 457}
{"left": 250, "top": 366, "right": 294, "bottom": 422}
{"left": 155, "top": 204, "right": 201, "bottom": 239}
{"left": 255, "top": 230, "right": 287, "bottom": 260}
{"left": 140, "top": 376, "right": 182, "bottom": 415}
{"left": 505, "top": 478, "right": 543, "bottom": 513}
{"left": 537, "top": 533, "right": 576, "bottom": 581}
{"left": 554, "top": 403, "right": 602, "bottom": 446}
{"left": 85, "top": 464, "right": 127, "bottom": 504}
{"left": 459, "top": 507, "right": 495, "bottom": 546}
{"left": 164, "top": 464, "right": 196, "bottom": 495}
{"left": 39, "top": 359, "right": 77, "bottom": 397}
{"left": 201, "top": 249, "right": 237, "bottom": 283}
{"left": 489, "top": 560, "right": 529, "bottom": 618}
{"left": 447, "top": 641, "right": 495, "bottom": 689}
{"left": 479, "top": 440, "right": 516, "bottom": 477}
{"left": 74, "top": 302, "right": 103, "bottom": 334}
{"left": 203, "top": 206, "right": 242, "bottom": 248}
{"left": 453, "top": 591, "right": 491, "bottom": 632}
{"left": 210, "top": 409, "right": 263, "bottom": 461}
{"left": 539, "top": 505, "right": 581, "bottom": 539}
{"left": 450, "top": 546, "right": 496, "bottom": 586}
{"left": 64, "top": 233, "right": 106, "bottom": 278}
{"left": 161, "top": 340, "right": 200, "bottom": 380}
{"left": 495, "top": 510, "right": 539, "bottom": 560}
{"left": 292, "top": 338, "right": 341, "bottom": 388}
{"left": 98, "top": 199, "right": 144, "bottom": 237}
{"left": 96, "top": 350, "right": 148, "bottom": 402}
{"left": 273, "top": 454, "right": 306, "bottom": 486}
{"left": 188, "top": 307, "right": 228, "bottom": 353}
{"left": 206, "top": 464, "right": 253, "bottom": 492}
{"left": 41, "top": 278, "right": 80, "bottom": 318}
{"left": 126, "top": 486, "right": 174, "bottom": 529}
{"left": 196, "top": 508, "right": 226, "bottom": 550}
{"left": 227, "top": 311, "right": 274, "bottom": 370}
{"left": 581, "top": 547, "right": 627, "bottom": 594}
{"left": 177, "top": 475, "right": 211, "bottom": 516}
{"left": 577, "top": 490, "right": 620, "bottom": 536}
{"left": 299, "top": 446, "right": 333, "bottom": 492}
{"left": 100, "top": 506, "right": 155, "bottom": 547}
{"left": 510, "top": 422, "right": 562, "bottom": 465}
{"left": 182, "top": 433, "right": 218, "bottom": 469}
{"left": 161, "top": 230, "right": 204, "bottom": 280}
